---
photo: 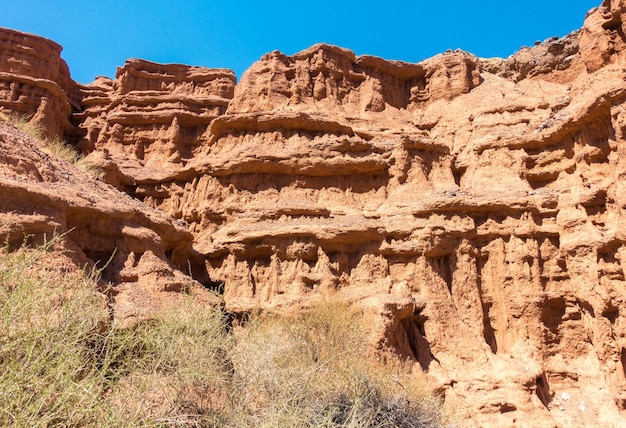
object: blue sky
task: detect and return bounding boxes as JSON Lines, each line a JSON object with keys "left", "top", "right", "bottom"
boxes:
{"left": 4, "top": 1, "right": 600, "bottom": 84}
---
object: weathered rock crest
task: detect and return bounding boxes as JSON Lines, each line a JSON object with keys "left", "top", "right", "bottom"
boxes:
{"left": 1, "top": 1, "right": 626, "bottom": 425}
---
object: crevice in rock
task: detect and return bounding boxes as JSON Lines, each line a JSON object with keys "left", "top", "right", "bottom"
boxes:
{"left": 482, "top": 301, "right": 498, "bottom": 354}
{"left": 402, "top": 318, "right": 420, "bottom": 361}
{"left": 205, "top": 278, "right": 225, "bottom": 293}
{"left": 428, "top": 254, "right": 453, "bottom": 294}
{"left": 597, "top": 242, "right": 625, "bottom": 281}
{"left": 527, "top": 178, "right": 557, "bottom": 190}
{"left": 603, "top": 305, "right": 619, "bottom": 325}
{"left": 452, "top": 164, "right": 466, "bottom": 187}
{"left": 601, "top": 11, "right": 626, "bottom": 45}
{"left": 535, "top": 373, "right": 552, "bottom": 408}
{"left": 83, "top": 249, "right": 117, "bottom": 281}
{"left": 584, "top": 190, "right": 608, "bottom": 227}
{"left": 577, "top": 298, "right": 596, "bottom": 317}
{"left": 498, "top": 403, "right": 517, "bottom": 413}
{"left": 402, "top": 313, "right": 435, "bottom": 372}
{"left": 250, "top": 273, "right": 257, "bottom": 296}
{"left": 477, "top": 256, "right": 498, "bottom": 353}
{"left": 621, "top": 348, "right": 626, "bottom": 379}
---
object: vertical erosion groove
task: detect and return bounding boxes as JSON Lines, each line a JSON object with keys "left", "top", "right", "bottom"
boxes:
{"left": 535, "top": 374, "right": 552, "bottom": 408}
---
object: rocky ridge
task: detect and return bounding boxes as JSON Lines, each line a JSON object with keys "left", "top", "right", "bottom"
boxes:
{"left": 1, "top": 1, "right": 626, "bottom": 426}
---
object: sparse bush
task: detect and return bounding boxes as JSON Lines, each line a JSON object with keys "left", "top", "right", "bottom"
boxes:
{"left": 225, "top": 300, "right": 448, "bottom": 427}
{"left": 309, "top": 375, "right": 445, "bottom": 428}
{"left": 74, "top": 156, "right": 103, "bottom": 178}
{"left": 0, "top": 236, "right": 449, "bottom": 427}
{"left": 43, "top": 135, "right": 81, "bottom": 164}
{"left": 0, "top": 236, "right": 129, "bottom": 426}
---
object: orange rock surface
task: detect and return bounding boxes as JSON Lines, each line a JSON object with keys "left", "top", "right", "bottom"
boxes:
{"left": 2, "top": 1, "right": 626, "bottom": 425}
{"left": 0, "top": 120, "right": 216, "bottom": 327}
{"left": 0, "top": 28, "right": 80, "bottom": 138}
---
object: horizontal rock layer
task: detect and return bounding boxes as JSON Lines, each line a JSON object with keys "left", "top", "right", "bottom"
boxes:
{"left": 1, "top": 1, "right": 626, "bottom": 426}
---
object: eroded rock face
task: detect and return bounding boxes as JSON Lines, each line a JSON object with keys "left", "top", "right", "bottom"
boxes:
{"left": 75, "top": 59, "right": 236, "bottom": 189}
{"left": 229, "top": 44, "right": 480, "bottom": 114}
{"left": 176, "top": 41, "right": 625, "bottom": 426}
{"left": 1, "top": 3, "right": 626, "bottom": 425}
{"left": 0, "top": 120, "right": 216, "bottom": 327}
{"left": 0, "top": 28, "right": 80, "bottom": 139}
{"left": 580, "top": 0, "right": 626, "bottom": 72}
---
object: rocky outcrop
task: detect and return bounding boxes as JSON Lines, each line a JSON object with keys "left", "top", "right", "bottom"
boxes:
{"left": 580, "top": 0, "right": 626, "bottom": 72}
{"left": 0, "top": 120, "right": 215, "bottom": 326}
{"left": 0, "top": 28, "right": 80, "bottom": 139}
{"left": 75, "top": 59, "right": 236, "bottom": 189}
{"left": 480, "top": 31, "right": 582, "bottom": 82}
{"left": 1, "top": 1, "right": 626, "bottom": 425}
{"left": 229, "top": 44, "right": 480, "bottom": 114}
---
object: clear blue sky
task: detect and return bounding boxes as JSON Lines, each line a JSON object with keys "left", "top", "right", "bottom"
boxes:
{"left": 4, "top": 0, "right": 600, "bottom": 84}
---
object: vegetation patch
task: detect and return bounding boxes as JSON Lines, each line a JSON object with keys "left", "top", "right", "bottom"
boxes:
{"left": 0, "top": 114, "right": 100, "bottom": 177}
{"left": 0, "top": 236, "right": 450, "bottom": 427}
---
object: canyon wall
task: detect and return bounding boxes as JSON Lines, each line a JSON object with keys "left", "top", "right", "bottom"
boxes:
{"left": 1, "top": 1, "right": 626, "bottom": 426}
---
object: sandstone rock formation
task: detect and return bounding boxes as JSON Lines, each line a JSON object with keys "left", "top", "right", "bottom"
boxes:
{"left": 74, "top": 58, "right": 236, "bottom": 189}
{"left": 2, "top": 1, "right": 626, "bottom": 426}
{"left": 0, "top": 28, "right": 80, "bottom": 139}
{"left": 0, "top": 120, "right": 215, "bottom": 326}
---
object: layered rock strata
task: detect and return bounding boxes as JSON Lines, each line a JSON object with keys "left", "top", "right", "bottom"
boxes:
{"left": 0, "top": 28, "right": 80, "bottom": 138}
{"left": 74, "top": 59, "right": 236, "bottom": 189}
{"left": 1, "top": 1, "right": 626, "bottom": 426}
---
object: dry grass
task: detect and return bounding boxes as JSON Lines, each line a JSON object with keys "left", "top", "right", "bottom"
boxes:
{"left": 43, "top": 135, "right": 81, "bottom": 164}
{"left": 0, "top": 114, "right": 101, "bottom": 177}
{"left": 0, "top": 236, "right": 450, "bottom": 427}
{"left": 0, "top": 236, "right": 130, "bottom": 426}
{"left": 3, "top": 113, "right": 46, "bottom": 140}
{"left": 226, "top": 302, "right": 446, "bottom": 428}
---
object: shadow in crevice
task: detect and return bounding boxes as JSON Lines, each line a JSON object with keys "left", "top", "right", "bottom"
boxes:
{"left": 603, "top": 305, "right": 619, "bottom": 325}
{"left": 399, "top": 314, "right": 435, "bottom": 372}
{"left": 477, "top": 256, "right": 498, "bottom": 354}
{"left": 452, "top": 164, "right": 466, "bottom": 187}
{"left": 428, "top": 254, "right": 453, "bottom": 294}
{"left": 540, "top": 295, "right": 566, "bottom": 337}
{"left": 598, "top": 242, "right": 625, "bottom": 282}
{"left": 481, "top": 301, "right": 498, "bottom": 354}
{"left": 83, "top": 249, "right": 117, "bottom": 281}
{"left": 535, "top": 373, "right": 552, "bottom": 408}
